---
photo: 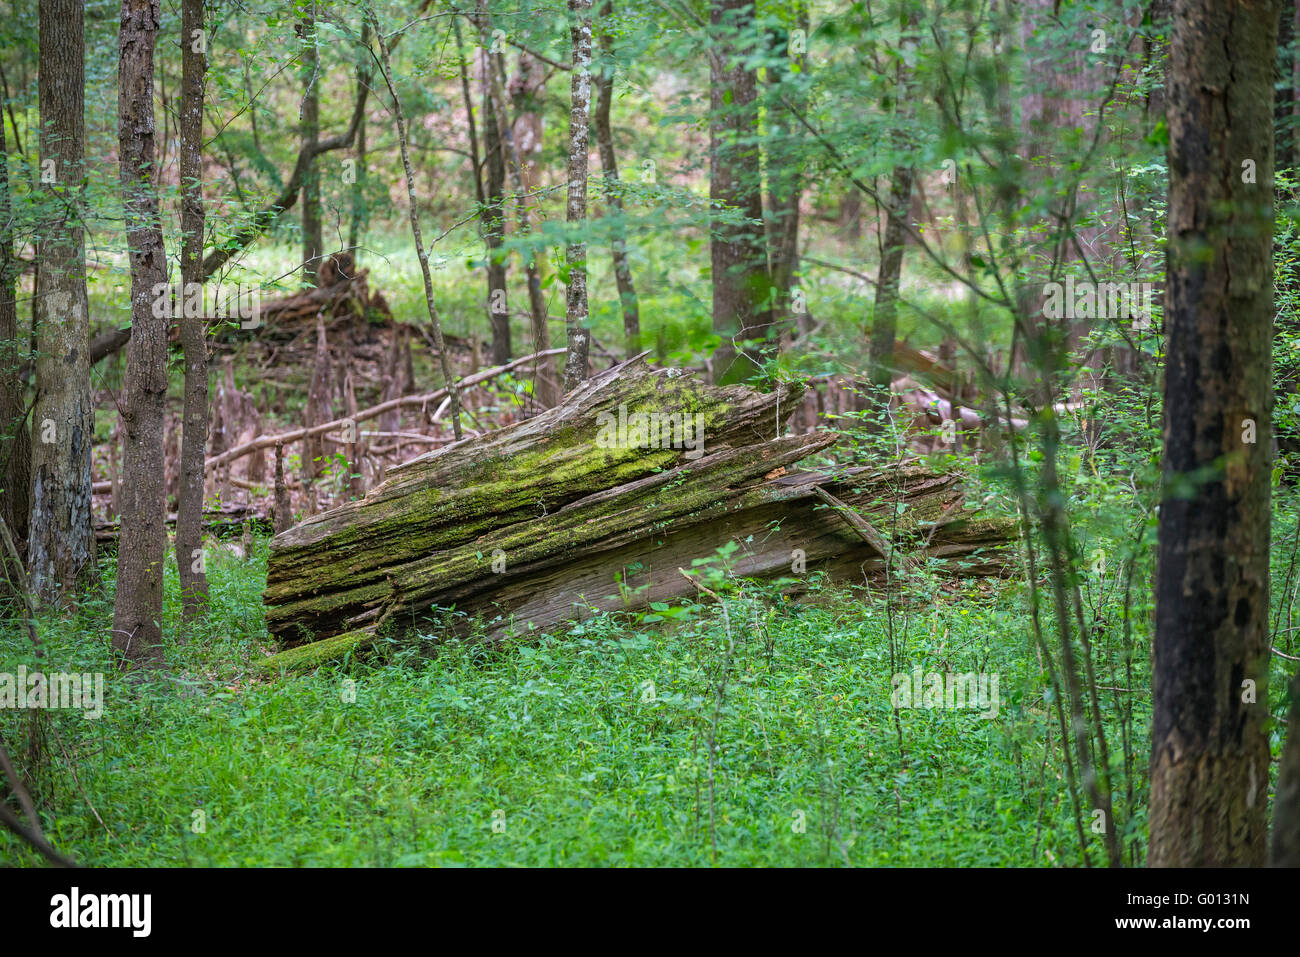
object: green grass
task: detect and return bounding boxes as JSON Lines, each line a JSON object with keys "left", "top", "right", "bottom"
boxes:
{"left": 0, "top": 536, "right": 1119, "bottom": 867}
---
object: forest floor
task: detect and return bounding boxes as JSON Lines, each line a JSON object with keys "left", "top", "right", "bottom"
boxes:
{"left": 2, "top": 533, "right": 1148, "bottom": 867}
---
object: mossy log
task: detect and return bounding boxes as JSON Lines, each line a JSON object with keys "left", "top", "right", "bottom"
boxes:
{"left": 260, "top": 358, "right": 1015, "bottom": 666}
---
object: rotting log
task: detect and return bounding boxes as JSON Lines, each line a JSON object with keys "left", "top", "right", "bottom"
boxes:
{"left": 258, "top": 358, "right": 1015, "bottom": 669}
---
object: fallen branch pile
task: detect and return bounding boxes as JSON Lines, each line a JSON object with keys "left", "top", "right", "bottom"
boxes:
{"left": 257, "top": 359, "right": 1016, "bottom": 671}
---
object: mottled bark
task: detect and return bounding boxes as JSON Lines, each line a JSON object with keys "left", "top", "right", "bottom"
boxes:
{"left": 175, "top": 0, "right": 209, "bottom": 620}
{"left": 299, "top": 15, "right": 323, "bottom": 285}
{"left": 709, "top": 0, "right": 772, "bottom": 385}
{"left": 29, "top": 0, "right": 95, "bottom": 603}
{"left": 1151, "top": 0, "right": 1279, "bottom": 867}
{"left": 112, "top": 0, "right": 168, "bottom": 669}
{"left": 594, "top": 0, "right": 640, "bottom": 357}
{"left": 0, "top": 105, "right": 29, "bottom": 557}
{"left": 563, "top": 0, "right": 593, "bottom": 393}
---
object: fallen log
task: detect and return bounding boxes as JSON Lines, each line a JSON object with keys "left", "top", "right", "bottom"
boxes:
{"left": 257, "top": 358, "right": 1015, "bottom": 670}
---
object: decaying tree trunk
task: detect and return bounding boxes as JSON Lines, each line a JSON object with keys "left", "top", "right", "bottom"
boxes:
{"left": 259, "top": 359, "right": 1015, "bottom": 670}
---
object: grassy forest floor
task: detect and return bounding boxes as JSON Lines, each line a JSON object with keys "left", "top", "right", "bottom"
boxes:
{"left": 6, "top": 487, "right": 1300, "bottom": 865}
{"left": 0, "top": 526, "right": 1137, "bottom": 867}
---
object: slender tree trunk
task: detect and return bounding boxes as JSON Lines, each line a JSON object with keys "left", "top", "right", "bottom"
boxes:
{"left": 563, "top": 0, "right": 593, "bottom": 392}
{"left": 369, "top": 10, "right": 463, "bottom": 440}
{"left": 300, "top": 14, "right": 323, "bottom": 285}
{"left": 29, "top": 0, "right": 94, "bottom": 604}
{"left": 709, "top": 0, "right": 772, "bottom": 385}
{"left": 765, "top": 5, "right": 807, "bottom": 348}
{"left": 112, "top": 0, "right": 168, "bottom": 669}
{"left": 1279, "top": 0, "right": 1297, "bottom": 171}
{"left": 1275, "top": 673, "right": 1300, "bottom": 863}
{"left": 594, "top": 0, "right": 640, "bottom": 358}
{"left": 1150, "top": 0, "right": 1279, "bottom": 867}
{"left": 475, "top": 1, "right": 558, "bottom": 405}
{"left": 483, "top": 60, "right": 511, "bottom": 365}
{"left": 348, "top": 22, "right": 370, "bottom": 265}
{"left": 174, "top": 0, "right": 209, "bottom": 620}
{"left": 0, "top": 103, "right": 30, "bottom": 558}
{"left": 456, "top": 18, "right": 510, "bottom": 365}
{"left": 866, "top": 165, "right": 914, "bottom": 412}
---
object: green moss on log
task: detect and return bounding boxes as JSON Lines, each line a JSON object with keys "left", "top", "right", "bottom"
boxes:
{"left": 251, "top": 628, "right": 376, "bottom": 673}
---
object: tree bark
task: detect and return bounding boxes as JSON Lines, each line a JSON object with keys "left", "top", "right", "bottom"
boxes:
{"left": 709, "top": 0, "right": 773, "bottom": 385}
{"left": 483, "top": 60, "right": 511, "bottom": 365}
{"left": 29, "top": 0, "right": 95, "bottom": 603}
{"left": 0, "top": 98, "right": 30, "bottom": 559}
{"left": 765, "top": 5, "right": 807, "bottom": 349}
{"left": 867, "top": 165, "right": 914, "bottom": 413}
{"left": 112, "top": 0, "right": 169, "bottom": 669}
{"left": 563, "top": 0, "right": 593, "bottom": 393}
{"left": 175, "top": 0, "right": 209, "bottom": 620}
{"left": 594, "top": 0, "right": 640, "bottom": 358}
{"left": 1150, "top": 0, "right": 1279, "bottom": 867}
{"left": 299, "top": 14, "right": 323, "bottom": 285}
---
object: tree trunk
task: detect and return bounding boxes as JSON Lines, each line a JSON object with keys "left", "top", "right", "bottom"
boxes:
{"left": 1279, "top": 0, "right": 1297, "bottom": 171}
{"left": 483, "top": 62, "right": 511, "bottom": 365}
{"left": 112, "top": 0, "right": 168, "bottom": 669}
{"left": 563, "top": 0, "right": 593, "bottom": 393}
{"left": 1150, "top": 0, "right": 1279, "bottom": 867}
{"left": 765, "top": 5, "right": 807, "bottom": 349}
{"left": 174, "top": 0, "right": 209, "bottom": 620}
{"left": 260, "top": 358, "right": 1015, "bottom": 661}
{"left": 594, "top": 0, "right": 640, "bottom": 358}
{"left": 299, "top": 15, "right": 323, "bottom": 285}
{"left": 709, "top": 0, "right": 773, "bottom": 385}
{"left": 0, "top": 99, "right": 30, "bottom": 559}
{"left": 475, "top": 2, "right": 558, "bottom": 406}
{"left": 29, "top": 0, "right": 95, "bottom": 604}
{"left": 369, "top": 8, "right": 463, "bottom": 440}
{"left": 867, "top": 165, "right": 914, "bottom": 413}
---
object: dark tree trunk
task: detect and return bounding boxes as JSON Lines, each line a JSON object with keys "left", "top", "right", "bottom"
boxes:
{"left": 765, "top": 5, "right": 807, "bottom": 348}
{"left": 299, "top": 15, "right": 323, "bottom": 285}
{"left": 483, "top": 66, "right": 511, "bottom": 365}
{"left": 594, "top": 0, "right": 640, "bottom": 358}
{"left": 1150, "top": 0, "right": 1279, "bottom": 867}
{"left": 112, "top": 0, "right": 169, "bottom": 669}
{"left": 174, "top": 0, "right": 209, "bottom": 620}
{"left": 709, "top": 0, "right": 773, "bottom": 385}
{"left": 0, "top": 101, "right": 30, "bottom": 555}
{"left": 562, "top": 0, "right": 593, "bottom": 393}
{"left": 29, "top": 0, "right": 95, "bottom": 603}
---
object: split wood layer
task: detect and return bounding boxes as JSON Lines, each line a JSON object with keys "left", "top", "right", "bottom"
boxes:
{"left": 258, "top": 359, "right": 1015, "bottom": 671}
